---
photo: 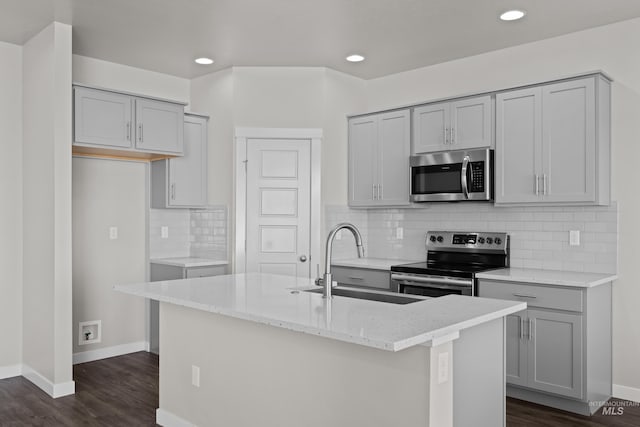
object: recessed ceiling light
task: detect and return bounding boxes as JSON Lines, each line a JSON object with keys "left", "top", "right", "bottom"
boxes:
{"left": 500, "top": 10, "right": 526, "bottom": 21}
{"left": 346, "top": 54, "right": 365, "bottom": 63}
{"left": 195, "top": 57, "right": 214, "bottom": 65}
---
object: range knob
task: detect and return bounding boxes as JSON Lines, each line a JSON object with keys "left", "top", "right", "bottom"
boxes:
{"left": 486, "top": 237, "right": 493, "bottom": 245}
{"left": 429, "top": 235, "right": 437, "bottom": 243}
{"left": 437, "top": 235, "right": 444, "bottom": 243}
{"left": 494, "top": 237, "right": 502, "bottom": 245}
{"left": 478, "top": 237, "right": 485, "bottom": 244}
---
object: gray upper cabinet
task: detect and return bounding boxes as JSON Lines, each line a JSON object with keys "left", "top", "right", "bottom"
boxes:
{"left": 73, "top": 84, "right": 185, "bottom": 157}
{"left": 134, "top": 98, "right": 184, "bottom": 154}
{"left": 152, "top": 113, "right": 208, "bottom": 208}
{"left": 74, "top": 87, "right": 133, "bottom": 149}
{"left": 412, "top": 95, "right": 492, "bottom": 154}
{"left": 496, "top": 74, "right": 610, "bottom": 205}
{"left": 349, "top": 110, "right": 410, "bottom": 207}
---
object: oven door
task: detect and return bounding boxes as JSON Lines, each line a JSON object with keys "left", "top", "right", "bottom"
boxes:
{"left": 391, "top": 273, "right": 474, "bottom": 297}
{"left": 410, "top": 148, "right": 493, "bottom": 202}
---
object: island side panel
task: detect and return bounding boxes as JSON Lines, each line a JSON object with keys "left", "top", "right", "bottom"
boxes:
{"left": 453, "top": 317, "right": 506, "bottom": 427}
{"left": 159, "top": 302, "right": 436, "bottom": 427}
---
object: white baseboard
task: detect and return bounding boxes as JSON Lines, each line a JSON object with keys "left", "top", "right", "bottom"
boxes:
{"left": 22, "top": 364, "right": 75, "bottom": 398}
{"left": 0, "top": 364, "right": 22, "bottom": 380}
{"left": 73, "top": 341, "right": 149, "bottom": 365}
{"left": 613, "top": 383, "right": 640, "bottom": 403}
{"left": 156, "top": 408, "right": 196, "bottom": 427}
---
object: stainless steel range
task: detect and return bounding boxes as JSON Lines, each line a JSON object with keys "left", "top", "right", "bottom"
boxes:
{"left": 391, "top": 231, "right": 509, "bottom": 297}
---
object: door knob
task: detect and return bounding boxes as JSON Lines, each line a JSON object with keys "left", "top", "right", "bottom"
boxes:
{"left": 299, "top": 255, "right": 308, "bottom": 262}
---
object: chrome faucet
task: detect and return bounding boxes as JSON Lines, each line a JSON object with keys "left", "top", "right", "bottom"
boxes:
{"left": 317, "top": 223, "right": 365, "bottom": 298}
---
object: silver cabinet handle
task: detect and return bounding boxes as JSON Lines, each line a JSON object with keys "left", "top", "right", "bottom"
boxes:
{"left": 299, "top": 255, "right": 307, "bottom": 262}
{"left": 520, "top": 318, "right": 525, "bottom": 339}
{"left": 348, "top": 276, "right": 364, "bottom": 280}
{"left": 378, "top": 184, "right": 382, "bottom": 200}
{"left": 170, "top": 183, "right": 176, "bottom": 200}
{"left": 529, "top": 319, "right": 533, "bottom": 341}
{"left": 126, "top": 122, "right": 131, "bottom": 141}
{"left": 138, "top": 124, "right": 142, "bottom": 142}
{"left": 451, "top": 127, "right": 455, "bottom": 144}
{"left": 543, "top": 174, "right": 547, "bottom": 195}
{"left": 372, "top": 184, "right": 376, "bottom": 200}
{"left": 513, "top": 293, "right": 537, "bottom": 299}
{"left": 444, "top": 128, "right": 449, "bottom": 144}
{"left": 535, "top": 174, "right": 539, "bottom": 195}
{"left": 461, "top": 155, "right": 470, "bottom": 199}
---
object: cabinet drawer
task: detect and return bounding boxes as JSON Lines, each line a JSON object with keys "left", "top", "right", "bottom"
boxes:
{"left": 331, "top": 266, "right": 391, "bottom": 290}
{"left": 478, "top": 280, "right": 583, "bottom": 312}
{"left": 186, "top": 265, "right": 226, "bottom": 279}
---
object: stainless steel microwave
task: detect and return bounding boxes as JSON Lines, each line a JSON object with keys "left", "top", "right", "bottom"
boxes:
{"left": 410, "top": 148, "right": 494, "bottom": 202}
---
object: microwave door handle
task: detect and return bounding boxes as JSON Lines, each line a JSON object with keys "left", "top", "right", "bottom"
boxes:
{"left": 461, "top": 155, "right": 470, "bottom": 199}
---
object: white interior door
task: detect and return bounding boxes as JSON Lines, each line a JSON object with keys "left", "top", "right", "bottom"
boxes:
{"left": 246, "top": 139, "right": 311, "bottom": 277}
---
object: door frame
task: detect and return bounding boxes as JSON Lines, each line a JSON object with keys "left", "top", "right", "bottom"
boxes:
{"left": 234, "top": 127, "right": 322, "bottom": 275}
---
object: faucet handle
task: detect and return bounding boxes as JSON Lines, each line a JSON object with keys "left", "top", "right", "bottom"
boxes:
{"left": 315, "top": 277, "right": 323, "bottom": 287}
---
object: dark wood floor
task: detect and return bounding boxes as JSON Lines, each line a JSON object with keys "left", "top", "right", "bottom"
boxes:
{"left": 1, "top": 351, "right": 639, "bottom": 426}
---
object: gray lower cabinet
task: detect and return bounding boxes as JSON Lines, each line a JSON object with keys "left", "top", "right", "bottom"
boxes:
{"left": 348, "top": 109, "right": 410, "bottom": 207}
{"left": 149, "top": 262, "right": 227, "bottom": 354}
{"left": 151, "top": 113, "right": 208, "bottom": 208}
{"left": 331, "top": 266, "right": 391, "bottom": 290}
{"left": 73, "top": 84, "right": 185, "bottom": 156}
{"left": 478, "top": 279, "right": 611, "bottom": 415}
{"left": 495, "top": 74, "right": 610, "bottom": 205}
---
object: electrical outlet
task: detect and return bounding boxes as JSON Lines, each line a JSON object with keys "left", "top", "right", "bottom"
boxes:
{"left": 438, "top": 352, "right": 449, "bottom": 384}
{"left": 161, "top": 226, "right": 169, "bottom": 239}
{"left": 109, "top": 226, "right": 118, "bottom": 240}
{"left": 569, "top": 230, "right": 581, "bottom": 246}
{"left": 396, "top": 227, "right": 403, "bottom": 240}
{"left": 192, "top": 365, "right": 200, "bottom": 387}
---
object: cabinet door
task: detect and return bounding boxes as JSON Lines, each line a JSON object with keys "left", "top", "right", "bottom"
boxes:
{"left": 449, "top": 95, "right": 492, "bottom": 150}
{"left": 412, "top": 102, "right": 449, "bottom": 153}
{"left": 542, "top": 78, "right": 596, "bottom": 203}
{"left": 135, "top": 98, "right": 184, "bottom": 154}
{"left": 378, "top": 110, "right": 410, "bottom": 206}
{"left": 168, "top": 115, "right": 208, "bottom": 207}
{"left": 505, "top": 312, "right": 528, "bottom": 387}
{"left": 495, "top": 87, "right": 543, "bottom": 203}
{"left": 348, "top": 115, "right": 378, "bottom": 206}
{"left": 74, "top": 87, "right": 133, "bottom": 148}
{"left": 527, "top": 309, "right": 583, "bottom": 399}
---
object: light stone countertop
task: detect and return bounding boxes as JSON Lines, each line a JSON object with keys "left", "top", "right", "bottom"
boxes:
{"left": 476, "top": 268, "right": 617, "bottom": 288}
{"left": 331, "top": 258, "right": 422, "bottom": 270}
{"left": 150, "top": 258, "right": 229, "bottom": 268}
{"left": 115, "top": 273, "right": 525, "bottom": 352}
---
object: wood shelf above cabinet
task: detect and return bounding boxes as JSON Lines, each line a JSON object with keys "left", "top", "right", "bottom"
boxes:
{"left": 71, "top": 145, "right": 179, "bottom": 162}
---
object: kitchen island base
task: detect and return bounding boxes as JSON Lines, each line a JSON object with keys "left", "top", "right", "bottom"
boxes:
{"left": 157, "top": 302, "right": 506, "bottom": 427}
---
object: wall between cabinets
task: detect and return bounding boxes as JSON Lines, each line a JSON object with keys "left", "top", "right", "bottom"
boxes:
{"left": 0, "top": 41, "right": 23, "bottom": 373}
{"left": 71, "top": 55, "right": 190, "bottom": 360}
{"left": 361, "top": 17, "right": 640, "bottom": 397}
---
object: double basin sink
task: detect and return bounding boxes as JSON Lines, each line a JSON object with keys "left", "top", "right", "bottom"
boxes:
{"left": 298, "top": 287, "right": 426, "bottom": 305}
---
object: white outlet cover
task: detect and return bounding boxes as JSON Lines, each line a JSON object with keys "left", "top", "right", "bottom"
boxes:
{"left": 569, "top": 230, "right": 581, "bottom": 246}
{"left": 335, "top": 230, "right": 342, "bottom": 240}
{"left": 438, "top": 351, "right": 449, "bottom": 384}
{"left": 109, "top": 226, "right": 118, "bottom": 240}
{"left": 161, "top": 226, "right": 169, "bottom": 239}
{"left": 396, "top": 227, "right": 403, "bottom": 240}
{"left": 192, "top": 365, "right": 200, "bottom": 387}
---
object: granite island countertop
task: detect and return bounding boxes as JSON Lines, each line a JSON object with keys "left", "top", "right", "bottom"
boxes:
{"left": 115, "top": 273, "right": 524, "bottom": 352}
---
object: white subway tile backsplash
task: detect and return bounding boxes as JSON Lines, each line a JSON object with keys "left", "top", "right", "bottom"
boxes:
{"left": 326, "top": 201, "right": 617, "bottom": 274}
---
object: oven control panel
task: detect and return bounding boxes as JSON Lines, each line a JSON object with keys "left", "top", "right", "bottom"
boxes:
{"left": 426, "top": 231, "right": 509, "bottom": 252}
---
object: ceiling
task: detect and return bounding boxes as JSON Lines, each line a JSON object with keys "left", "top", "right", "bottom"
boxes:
{"left": 3, "top": 0, "right": 640, "bottom": 80}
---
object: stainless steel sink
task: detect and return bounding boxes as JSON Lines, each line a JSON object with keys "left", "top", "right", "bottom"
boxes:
{"left": 301, "top": 287, "right": 425, "bottom": 305}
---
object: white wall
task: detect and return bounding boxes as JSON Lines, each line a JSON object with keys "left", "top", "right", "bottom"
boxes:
{"left": 0, "top": 41, "right": 23, "bottom": 374}
{"left": 22, "top": 22, "right": 74, "bottom": 394}
{"left": 71, "top": 55, "right": 190, "bottom": 358}
{"left": 363, "top": 18, "right": 640, "bottom": 397}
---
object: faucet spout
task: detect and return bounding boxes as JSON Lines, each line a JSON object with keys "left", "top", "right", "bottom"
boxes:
{"left": 320, "top": 223, "right": 365, "bottom": 299}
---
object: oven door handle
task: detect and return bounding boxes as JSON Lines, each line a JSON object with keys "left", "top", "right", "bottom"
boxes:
{"left": 391, "top": 274, "right": 472, "bottom": 287}
{"left": 461, "top": 155, "right": 471, "bottom": 199}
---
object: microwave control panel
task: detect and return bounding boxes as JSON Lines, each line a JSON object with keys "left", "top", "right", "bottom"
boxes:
{"left": 470, "top": 161, "right": 485, "bottom": 192}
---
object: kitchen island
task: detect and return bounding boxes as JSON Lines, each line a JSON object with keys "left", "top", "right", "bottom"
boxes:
{"left": 116, "top": 273, "right": 525, "bottom": 427}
